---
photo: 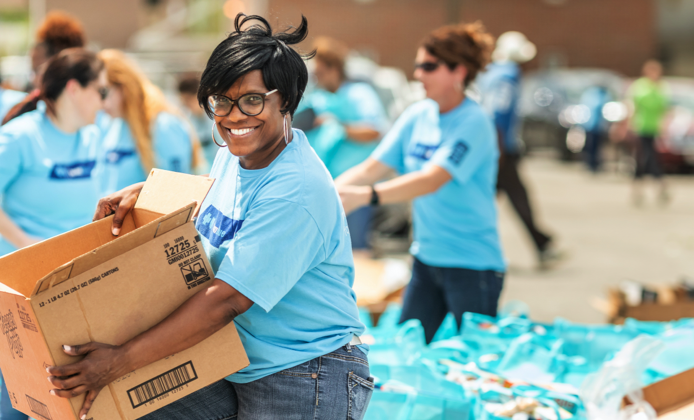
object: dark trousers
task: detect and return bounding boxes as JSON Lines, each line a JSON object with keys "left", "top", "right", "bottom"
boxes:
{"left": 634, "top": 135, "right": 663, "bottom": 179}
{"left": 584, "top": 131, "right": 602, "bottom": 172}
{"left": 496, "top": 154, "right": 551, "bottom": 252}
{"left": 399, "top": 258, "right": 505, "bottom": 344}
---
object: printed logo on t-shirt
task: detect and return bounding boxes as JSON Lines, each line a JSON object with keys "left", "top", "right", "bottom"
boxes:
{"left": 105, "top": 149, "right": 137, "bottom": 164}
{"left": 409, "top": 143, "right": 439, "bottom": 161}
{"left": 448, "top": 141, "right": 469, "bottom": 166}
{"left": 196, "top": 205, "right": 243, "bottom": 248}
{"left": 49, "top": 161, "right": 96, "bottom": 180}
{"left": 170, "top": 158, "right": 182, "bottom": 172}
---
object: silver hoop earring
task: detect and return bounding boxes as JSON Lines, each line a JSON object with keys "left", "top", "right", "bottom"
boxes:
{"left": 283, "top": 114, "right": 290, "bottom": 145}
{"left": 211, "top": 121, "right": 227, "bottom": 148}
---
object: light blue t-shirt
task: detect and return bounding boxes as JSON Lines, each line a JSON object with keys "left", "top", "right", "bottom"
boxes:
{"left": 197, "top": 129, "right": 364, "bottom": 383}
{"left": 302, "top": 82, "right": 388, "bottom": 178}
{"left": 372, "top": 98, "right": 505, "bottom": 271}
{"left": 0, "top": 88, "right": 27, "bottom": 123}
{"left": 0, "top": 109, "right": 101, "bottom": 256}
{"left": 97, "top": 111, "right": 194, "bottom": 194}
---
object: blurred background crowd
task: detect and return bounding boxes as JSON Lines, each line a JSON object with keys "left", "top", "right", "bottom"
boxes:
{"left": 2, "top": 0, "right": 694, "bottom": 347}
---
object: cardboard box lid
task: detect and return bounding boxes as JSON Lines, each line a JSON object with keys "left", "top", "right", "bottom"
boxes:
{"left": 0, "top": 169, "right": 213, "bottom": 299}
{"left": 643, "top": 367, "right": 694, "bottom": 415}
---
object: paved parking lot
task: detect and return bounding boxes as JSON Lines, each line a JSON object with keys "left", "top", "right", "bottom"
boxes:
{"left": 497, "top": 156, "right": 694, "bottom": 323}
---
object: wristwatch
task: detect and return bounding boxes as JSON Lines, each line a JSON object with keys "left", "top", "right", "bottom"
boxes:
{"left": 370, "top": 186, "right": 380, "bottom": 206}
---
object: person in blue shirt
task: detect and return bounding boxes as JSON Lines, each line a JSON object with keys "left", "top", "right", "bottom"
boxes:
{"left": 477, "top": 31, "right": 559, "bottom": 268}
{"left": 336, "top": 22, "right": 505, "bottom": 344}
{"left": 299, "top": 37, "right": 389, "bottom": 250}
{"left": 0, "top": 84, "right": 26, "bottom": 124}
{"left": 178, "top": 74, "right": 215, "bottom": 172}
{"left": 47, "top": 15, "right": 370, "bottom": 420}
{"left": 0, "top": 48, "right": 106, "bottom": 420}
{"left": 580, "top": 85, "right": 612, "bottom": 172}
{"left": 97, "top": 49, "right": 204, "bottom": 195}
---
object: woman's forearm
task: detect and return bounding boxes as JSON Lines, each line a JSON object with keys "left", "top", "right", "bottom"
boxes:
{"left": 376, "top": 165, "right": 452, "bottom": 204}
{"left": 0, "top": 208, "right": 39, "bottom": 248}
{"left": 334, "top": 158, "right": 391, "bottom": 187}
{"left": 121, "top": 279, "right": 251, "bottom": 373}
{"left": 345, "top": 125, "right": 381, "bottom": 142}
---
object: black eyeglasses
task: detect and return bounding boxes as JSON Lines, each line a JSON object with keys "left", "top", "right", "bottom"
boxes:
{"left": 97, "top": 87, "right": 109, "bottom": 100}
{"left": 208, "top": 89, "right": 278, "bottom": 117}
{"left": 414, "top": 61, "right": 443, "bottom": 73}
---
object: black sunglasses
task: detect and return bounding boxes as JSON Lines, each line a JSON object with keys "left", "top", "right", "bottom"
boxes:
{"left": 414, "top": 61, "right": 443, "bottom": 73}
{"left": 208, "top": 89, "right": 278, "bottom": 117}
{"left": 97, "top": 87, "right": 109, "bottom": 100}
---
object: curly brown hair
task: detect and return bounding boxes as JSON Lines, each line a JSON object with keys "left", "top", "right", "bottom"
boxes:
{"left": 35, "top": 11, "right": 86, "bottom": 57}
{"left": 421, "top": 21, "right": 495, "bottom": 87}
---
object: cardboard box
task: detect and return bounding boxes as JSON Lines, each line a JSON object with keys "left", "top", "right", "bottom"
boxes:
{"left": 0, "top": 170, "right": 249, "bottom": 420}
{"left": 642, "top": 367, "right": 694, "bottom": 419}
{"left": 607, "top": 287, "right": 694, "bottom": 324}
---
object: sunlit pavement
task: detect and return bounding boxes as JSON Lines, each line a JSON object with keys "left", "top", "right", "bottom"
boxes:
{"left": 497, "top": 155, "right": 694, "bottom": 324}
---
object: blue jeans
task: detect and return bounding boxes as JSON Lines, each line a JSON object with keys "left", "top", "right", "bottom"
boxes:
{"left": 346, "top": 206, "right": 373, "bottom": 250}
{"left": 140, "top": 344, "right": 373, "bottom": 420}
{"left": 0, "top": 373, "right": 28, "bottom": 420}
{"left": 399, "top": 258, "right": 505, "bottom": 343}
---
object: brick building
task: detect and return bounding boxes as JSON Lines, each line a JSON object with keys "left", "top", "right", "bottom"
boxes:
{"left": 267, "top": 0, "right": 658, "bottom": 77}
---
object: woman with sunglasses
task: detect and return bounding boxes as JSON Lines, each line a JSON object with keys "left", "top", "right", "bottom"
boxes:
{"left": 336, "top": 22, "right": 506, "bottom": 344}
{"left": 47, "top": 15, "right": 370, "bottom": 420}
{"left": 0, "top": 48, "right": 105, "bottom": 420}
{"left": 97, "top": 49, "right": 204, "bottom": 195}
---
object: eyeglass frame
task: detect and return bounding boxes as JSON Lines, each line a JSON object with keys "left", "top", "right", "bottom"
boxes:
{"left": 208, "top": 89, "right": 279, "bottom": 117}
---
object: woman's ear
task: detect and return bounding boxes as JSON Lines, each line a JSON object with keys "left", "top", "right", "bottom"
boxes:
{"left": 454, "top": 64, "right": 468, "bottom": 87}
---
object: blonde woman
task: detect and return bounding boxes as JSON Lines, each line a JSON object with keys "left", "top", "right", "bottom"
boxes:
{"left": 97, "top": 49, "right": 203, "bottom": 194}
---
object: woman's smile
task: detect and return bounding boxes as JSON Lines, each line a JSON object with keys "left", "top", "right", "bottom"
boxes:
{"left": 224, "top": 125, "right": 260, "bottom": 139}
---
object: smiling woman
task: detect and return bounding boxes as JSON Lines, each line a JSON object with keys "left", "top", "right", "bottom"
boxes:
{"left": 48, "top": 14, "right": 373, "bottom": 420}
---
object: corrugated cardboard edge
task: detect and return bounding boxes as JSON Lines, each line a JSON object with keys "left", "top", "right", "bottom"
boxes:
{"left": 643, "top": 367, "right": 694, "bottom": 415}
{"left": 31, "top": 202, "right": 197, "bottom": 297}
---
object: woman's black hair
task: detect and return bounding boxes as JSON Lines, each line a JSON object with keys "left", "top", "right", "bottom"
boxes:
{"left": 2, "top": 48, "right": 103, "bottom": 125}
{"left": 198, "top": 14, "right": 314, "bottom": 118}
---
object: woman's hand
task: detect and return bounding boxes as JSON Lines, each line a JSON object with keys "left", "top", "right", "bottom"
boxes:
{"left": 337, "top": 185, "right": 371, "bottom": 215}
{"left": 47, "top": 343, "right": 131, "bottom": 420}
{"left": 92, "top": 182, "right": 145, "bottom": 236}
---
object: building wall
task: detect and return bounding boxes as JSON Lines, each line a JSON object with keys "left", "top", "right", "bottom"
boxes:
{"left": 45, "top": 0, "right": 143, "bottom": 48}
{"left": 267, "top": 0, "right": 657, "bottom": 77}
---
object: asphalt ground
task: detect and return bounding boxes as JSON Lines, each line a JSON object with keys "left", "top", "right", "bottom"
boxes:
{"left": 497, "top": 155, "right": 694, "bottom": 324}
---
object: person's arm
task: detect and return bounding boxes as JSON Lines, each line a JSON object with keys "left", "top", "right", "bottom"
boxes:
{"left": 334, "top": 158, "right": 392, "bottom": 187}
{"left": 344, "top": 125, "right": 381, "bottom": 142}
{"left": 47, "top": 278, "right": 252, "bottom": 419}
{"left": 337, "top": 164, "right": 451, "bottom": 214}
{"left": 0, "top": 208, "right": 40, "bottom": 248}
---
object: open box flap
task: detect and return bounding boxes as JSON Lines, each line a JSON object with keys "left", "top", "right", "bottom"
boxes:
{"left": 31, "top": 202, "right": 198, "bottom": 297}
{"left": 133, "top": 169, "right": 214, "bottom": 227}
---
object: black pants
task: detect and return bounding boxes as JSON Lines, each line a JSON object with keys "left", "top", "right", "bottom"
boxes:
{"left": 634, "top": 135, "right": 663, "bottom": 179}
{"left": 496, "top": 154, "right": 551, "bottom": 252}
{"left": 399, "top": 258, "right": 505, "bottom": 344}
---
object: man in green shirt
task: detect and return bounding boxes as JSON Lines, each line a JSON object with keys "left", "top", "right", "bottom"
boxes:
{"left": 628, "top": 60, "right": 669, "bottom": 205}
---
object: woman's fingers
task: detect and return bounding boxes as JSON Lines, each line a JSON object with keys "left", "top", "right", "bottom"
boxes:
{"left": 92, "top": 197, "right": 118, "bottom": 222}
{"left": 111, "top": 194, "right": 136, "bottom": 236}
{"left": 48, "top": 373, "right": 84, "bottom": 390}
{"left": 49, "top": 384, "right": 89, "bottom": 399}
{"left": 46, "top": 362, "right": 83, "bottom": 378}
{"left": 62, "top": 343, "right": 99, "bottom": 357}
{"left": 79, "top": 389, "right": 102, "bottom": 420}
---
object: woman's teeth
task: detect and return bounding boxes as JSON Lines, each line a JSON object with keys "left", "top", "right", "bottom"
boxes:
{"left": 229, "top": 127, "right": 255, "bottom": 135}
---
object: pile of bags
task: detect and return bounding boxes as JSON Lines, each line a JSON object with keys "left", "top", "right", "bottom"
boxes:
{"left": 360, "top": 304, "right": 694, "bottom": 420}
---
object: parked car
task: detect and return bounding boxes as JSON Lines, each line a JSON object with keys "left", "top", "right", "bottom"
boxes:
{"left": 518, "top": 68, "right": 626, "bottom": 160}
{"left": 656, "top": 77, "right": 694, "bottom": 173}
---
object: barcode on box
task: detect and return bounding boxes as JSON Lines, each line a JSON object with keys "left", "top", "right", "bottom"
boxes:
{"left": 26, "top": 395, "right": 51, "bottom": 420}
{"left": 127, "top": 361, "right": 198, "bottom": 408}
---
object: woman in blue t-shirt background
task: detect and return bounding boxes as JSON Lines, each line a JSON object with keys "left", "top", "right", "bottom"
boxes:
{"left": 336, "top": 22, "right": 506, "bottom": 344}
{"left": 0, "top": 48, "right": 106, "bottom": 420}
{"left": 97, "top": 49, "right": 204, "bottom": 195}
